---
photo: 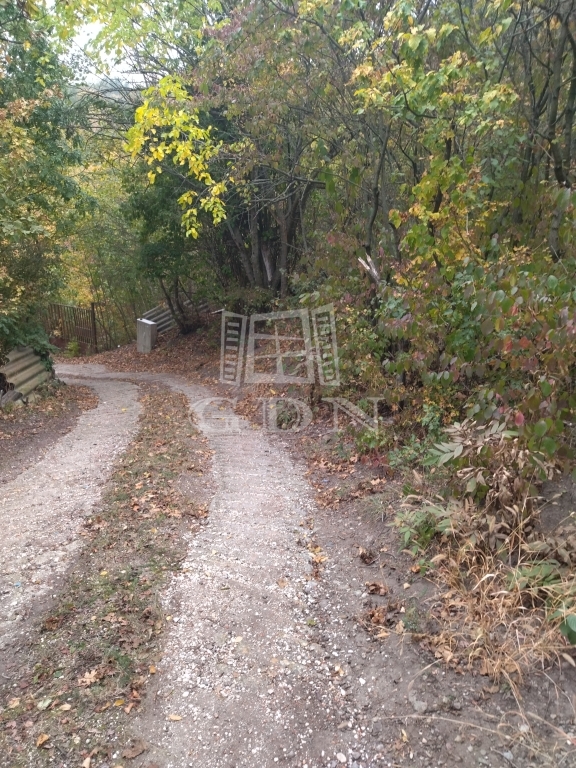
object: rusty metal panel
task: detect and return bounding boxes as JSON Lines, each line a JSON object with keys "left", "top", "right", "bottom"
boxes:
{"left": 44, "top": 302, "right": 98, "bottom": 353}
{"left": 0, "top": 347, "right": 53, "bottom": 399}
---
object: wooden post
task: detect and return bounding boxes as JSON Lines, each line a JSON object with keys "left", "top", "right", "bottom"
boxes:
{"left": 90, "top": 302, "right": 98, "bottom": 354}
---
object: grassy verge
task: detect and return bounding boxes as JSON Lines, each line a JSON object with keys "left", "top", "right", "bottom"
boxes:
{"left": 0, "top": 383, "right": 210, "bottom": 766}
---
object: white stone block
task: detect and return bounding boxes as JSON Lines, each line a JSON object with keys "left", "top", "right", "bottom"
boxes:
{"left": 137, "top": 318, "right": 158, "bottom": 353}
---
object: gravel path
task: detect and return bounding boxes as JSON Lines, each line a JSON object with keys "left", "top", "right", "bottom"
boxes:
{"left": 0, "top": 376, "right": 140, "bottom": 661}
{"left": 54, "top": 364, "right": 370, "bottom": 768}
{"left": 25, "top": 363, "right": 565, "bottom": 768}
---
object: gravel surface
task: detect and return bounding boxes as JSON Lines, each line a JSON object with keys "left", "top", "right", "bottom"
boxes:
{"left": 21, "top": 363, "right": 573, "bottom": 768}
{"left": 0, "top": 376, "right": 140, "bottom": 666}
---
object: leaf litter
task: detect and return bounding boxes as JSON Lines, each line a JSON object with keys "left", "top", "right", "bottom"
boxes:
{"left": 0, "top": 382, "right": 211, "bottom": 766}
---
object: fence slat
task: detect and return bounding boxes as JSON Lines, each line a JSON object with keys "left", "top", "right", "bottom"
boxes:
{"left": 44, "top": 303, "right": 99, "bottom": 352}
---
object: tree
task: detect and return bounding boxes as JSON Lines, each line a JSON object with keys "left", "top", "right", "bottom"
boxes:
{"left": 0, "top": 0, "right": 87, "bottom": 359}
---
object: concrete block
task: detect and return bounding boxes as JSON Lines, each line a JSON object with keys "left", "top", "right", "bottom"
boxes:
{"left": 137, "top": 318, "right": 158, "bottom": 354}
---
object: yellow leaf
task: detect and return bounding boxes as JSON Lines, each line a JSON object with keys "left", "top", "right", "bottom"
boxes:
{"left": 149, "top": 665, "right": 157, "bottom": 674}
{"left": 114, "top": 698, "right": 125, "bottom": 707}
{"left": 36, "top": 733, "right": 50, "bottom": 747}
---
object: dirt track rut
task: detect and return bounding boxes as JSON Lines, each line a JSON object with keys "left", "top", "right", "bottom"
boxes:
{"left": 2, "top": 362, "right": 567, "bottom": 768}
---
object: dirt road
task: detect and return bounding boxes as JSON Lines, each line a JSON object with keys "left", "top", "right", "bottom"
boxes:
{"left": 0, "top": 376, "right": 140, "bottom": 670}
{"left": 0, "top": 362, "right": 572, "bottom": 768}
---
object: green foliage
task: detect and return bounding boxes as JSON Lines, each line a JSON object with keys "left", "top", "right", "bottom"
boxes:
{"left": 0, "top": 0, "right": 87, "bottom": 357}
{"left": 29, "top": 0, "right": 576, "bottom": 476}
{"left": 395, "top": 502, "right": 452, "bottom": 555}
{"left": 388, "top": 436, "right": 428, "bottom": 469}
{"left": 560, "top": 614, "right": 576, "bottom": 646}
{"left": 64, "top": 340, "right": 81, "bottom": 358}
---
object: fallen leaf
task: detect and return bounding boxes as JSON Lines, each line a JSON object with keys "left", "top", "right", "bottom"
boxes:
{"left": 59, "top": 703, "right": 72, "bottom": 711}
{"left": 7, "top": 697, "right": 19, "bottom": 709}
{"left": 403, "top": 582, "right": 411, "bottom": 590}
{"left": 395, "top": 620, "right": 405, "bottom": 634}
{"left": 78, "top": 669, "right": 99, "bottom": 687}
{"left": 122, "top": 740, "right": 147, "bottom": 759}
{"left": 365, "top": 581, "right": 389, "bottom": 596}
{"left": 168, "top": 714, "right": 182, "bottom": 721}
{"left": 562, "top": 652, "right": 576, "bottom": 667}
{"left": 124, "top": 702, "right": 134, "bottom": 714}
{"left": 114, "top": 698, "right": 125, "bottom": 707}
{"left": 36, "top": 733, "right": 50, "bottom": 747}
{"left": 401, "top": 728, "right": 409, "bottom": 743}
{"left": 149, "top": 665, "right": 156, "bottom": 674}
{"left": 358, "top": 547, "right": 376, "bottom": 565}
{"left": 36, "top": 697, "right": 52, "bottom": 710}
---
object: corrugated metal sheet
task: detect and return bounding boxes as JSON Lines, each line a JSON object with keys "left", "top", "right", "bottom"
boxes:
{"left": 142, "top": 298, "right": 209, "bottom": 334}
{"left": 0, "top": 347, "right": 52, "bottom": 399}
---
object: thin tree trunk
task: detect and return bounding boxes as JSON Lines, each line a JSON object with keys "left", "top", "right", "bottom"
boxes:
{"left": 249, "top": 207, "right": 264, "bottom": 287}
{"left": 226, "top": 221, "right": 255, "bottom": 286}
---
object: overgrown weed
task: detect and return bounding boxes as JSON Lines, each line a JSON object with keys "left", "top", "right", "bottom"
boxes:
{"left": 394, "top": 416, "right": 576, "bottom": 694}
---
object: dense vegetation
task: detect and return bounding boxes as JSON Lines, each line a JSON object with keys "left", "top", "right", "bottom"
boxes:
{"left": 4, "top": 0, "right": 576, "bottom": 446}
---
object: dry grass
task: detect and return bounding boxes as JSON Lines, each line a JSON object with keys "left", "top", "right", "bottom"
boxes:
{"left": 394, "top": 493, "right": 576, "bottom": 706}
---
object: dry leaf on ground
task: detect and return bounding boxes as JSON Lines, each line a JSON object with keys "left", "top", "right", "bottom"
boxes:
{"left": 365, "top": 581, "right": 389, "bottom": 595}
{"left": 122, "top": 740, "right": 148, "bottom": 759}
{"left": 78, "top": 669, "right": 99, "bottom": 687}
{"left": 358, "top": 547, "right": 376, "bottom": 565}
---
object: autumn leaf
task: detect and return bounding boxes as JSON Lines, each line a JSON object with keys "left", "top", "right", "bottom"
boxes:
{"left": 122, "top": 740, "right": 148, "bottom": 759}
{"left": 36, "top": 733, "right": 50, "bottom": 747}
{"left": 358, "top": 547, "right": 376, "bottom": 565}
{"left": 365, "top": 581, "right": 389, "bottom": 595}
{"left": 78, "top": 669, "right": 99, "bottom": 687}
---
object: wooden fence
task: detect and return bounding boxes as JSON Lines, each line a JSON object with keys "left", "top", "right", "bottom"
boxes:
{"left": 44, "top": 303, "right": 99, "bottom": 353}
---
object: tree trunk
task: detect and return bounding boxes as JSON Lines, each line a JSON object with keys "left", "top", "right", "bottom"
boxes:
{"left": 226, "top": 221, "right": 255, "bottom": 286}
{"left": 249, "top": 207, "right": 264, "bottom": 287}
